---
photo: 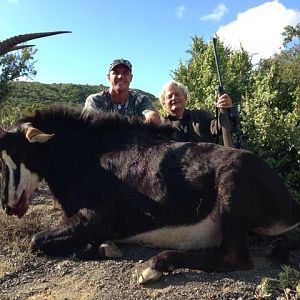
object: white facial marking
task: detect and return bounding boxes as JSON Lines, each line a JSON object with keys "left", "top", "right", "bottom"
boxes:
{"left": 2, "top": 150, "right": 16, "bottom": 170}
{"left": 1, "top": 150, "right": 40, "bottom": 207}
{"left": 2, "top": 150, "right": 17, "bottom": 205}
{"left": 15, "top": 163, "right": 40, "bottom": 205}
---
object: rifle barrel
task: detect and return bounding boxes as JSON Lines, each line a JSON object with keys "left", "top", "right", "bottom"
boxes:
{"left": 212, "top": 37, "right": 234, "bottom": 148}
{"left": 212, "top": 38, "right": 223, "bottom": 89}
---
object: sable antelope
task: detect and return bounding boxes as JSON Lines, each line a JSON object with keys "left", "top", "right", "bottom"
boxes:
{"left": 0, "top": 106, "right": 299, "bottom": 284}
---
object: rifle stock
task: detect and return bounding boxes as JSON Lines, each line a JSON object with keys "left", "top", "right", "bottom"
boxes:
{"left": 212, "top": 38, "right": 234, "bottom": 148}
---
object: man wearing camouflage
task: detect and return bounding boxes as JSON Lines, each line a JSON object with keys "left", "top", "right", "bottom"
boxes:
{"left": 83, "top": 59, "right": 161, "bottom": 125}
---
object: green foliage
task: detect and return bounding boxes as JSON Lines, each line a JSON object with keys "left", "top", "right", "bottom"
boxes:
{"left": 0, "top": 81, "right": 158, "bottom": 128}
{"left": 172, "top": 36, "right": 252, "bottom": 113}
{"left": 242, "top": 44, "right": 300, "bottom": 201}
{"left": 0, "top": 81, "right": 102, "bottom": 127}
{"left": 0, "top": 80, "right": 11, "bottom": 102}
{"left": 0, "top": 47, "right": 37, "bottom": 102}
{"left": 282, "top": 23, "right": 300, "bottom": 46}
{"left": 255, "top": 266, "right": 300, "bottom": 299}
{"left": 173, "top": 35, "right": 300, "bottom": 201}
{"left": 279, "top": 265, "right": 300, "bottom": 291}
{"left": 0, "top": 47, "right": 37, "bottom": 82}
{"left": 255, "top": 278, "right": 275, "bottom": 300}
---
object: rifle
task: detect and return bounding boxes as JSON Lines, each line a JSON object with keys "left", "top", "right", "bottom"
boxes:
{"left": 229, "top": 106, "right": 243, "bottom": 149}
{"left": 212, "top": 38, "right": 243, "bottom": 148}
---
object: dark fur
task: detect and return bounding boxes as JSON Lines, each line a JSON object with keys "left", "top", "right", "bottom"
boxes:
{"left": 1, "top": 105, "right": 299, "bottom": 279}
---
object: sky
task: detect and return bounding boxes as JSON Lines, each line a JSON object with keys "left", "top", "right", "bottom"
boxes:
{"left": 1, "top": 0, "right": 300, "bottom": 97}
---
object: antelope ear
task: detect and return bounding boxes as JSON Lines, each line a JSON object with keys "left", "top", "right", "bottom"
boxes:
{"left": 21, "top": 123, "right": 54, "bottom": 143}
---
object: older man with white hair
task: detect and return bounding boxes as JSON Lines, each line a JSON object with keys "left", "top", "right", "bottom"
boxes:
{"left": 159, "top": 80, "right": 232, "bottom": 143}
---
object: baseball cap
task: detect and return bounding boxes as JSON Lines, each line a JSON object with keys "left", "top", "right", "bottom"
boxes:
{"left": 109, "top": 58, "right": 132, "bottom": 72}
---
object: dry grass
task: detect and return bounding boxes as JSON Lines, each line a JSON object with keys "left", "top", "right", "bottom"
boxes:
{"left": 0, "top": 182, "right": 62, "bottom": 275}
{"left": 0, "top": 208, "right": 42, "bottom": 275}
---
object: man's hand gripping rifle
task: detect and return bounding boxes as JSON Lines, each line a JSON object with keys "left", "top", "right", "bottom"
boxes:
{"left": 212, "top": 38, "right": 243, "bottom": 149}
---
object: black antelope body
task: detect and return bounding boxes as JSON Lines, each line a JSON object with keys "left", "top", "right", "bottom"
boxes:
{"left": 0, "top": 106, "right": 299, "bottom": 284}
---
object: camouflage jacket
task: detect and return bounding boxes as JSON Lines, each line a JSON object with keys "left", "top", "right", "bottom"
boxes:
{"left": 83, "top": 89, "right": 157, "bottom": 119}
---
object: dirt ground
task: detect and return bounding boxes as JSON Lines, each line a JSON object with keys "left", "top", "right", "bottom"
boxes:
{"left": 0, "top": 183, "right": 299, "bottom": 300}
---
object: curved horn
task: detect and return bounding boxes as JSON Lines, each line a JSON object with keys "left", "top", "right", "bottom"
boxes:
{"left": 8, "top": 44, "right": 35, "bottom": 52}
{"left": 0, "top": 31, "right": 71, "bottom": 56}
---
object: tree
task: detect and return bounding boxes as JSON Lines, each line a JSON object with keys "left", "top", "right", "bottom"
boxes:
{"left": 242, "top": 25, "right": 300, "bottom": 201}
{"left": 172, "top": 36, "right": 253, "bottom": 113}
{"left": 0, "top": 47, "right": 37, "bottom": 102}
{"left": 0, "top": 47, "right": 37, "bottom": 81}
{"left": 282, "top": 23, "right": 300, "bottom": 46}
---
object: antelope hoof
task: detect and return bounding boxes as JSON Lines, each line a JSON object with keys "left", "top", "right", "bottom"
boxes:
{"left": 99, "top": 241, "right": 123, "bottom": 258}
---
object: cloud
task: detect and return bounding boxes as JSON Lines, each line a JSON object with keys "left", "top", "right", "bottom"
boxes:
{"left": 216, "top": 0, "right": 300, "bottom": 63}
{"left": 176, "top": 5, "right": 185, "bottom": 19}
{"left": 200, "top": 4, "right": 228, "bottom": 21}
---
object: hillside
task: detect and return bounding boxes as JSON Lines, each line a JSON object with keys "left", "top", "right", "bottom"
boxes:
{"left": 0, "top": 81, "right": 158, "bottom": 126}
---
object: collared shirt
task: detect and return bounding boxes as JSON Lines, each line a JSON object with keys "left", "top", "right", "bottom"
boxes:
{"left": 83, "top": 89, "right": 157, "bottom": 119}
{"left": 164, "top": 109, "right": 220, "bottom": 143}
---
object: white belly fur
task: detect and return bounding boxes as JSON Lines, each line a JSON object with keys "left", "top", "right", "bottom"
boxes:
{"left": 116, "top": 209, "right": 222, "bottom": 251}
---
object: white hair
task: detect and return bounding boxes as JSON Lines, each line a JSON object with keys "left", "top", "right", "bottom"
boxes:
{"left": 159, "top": 81, "right": 188, "bottom": 104}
